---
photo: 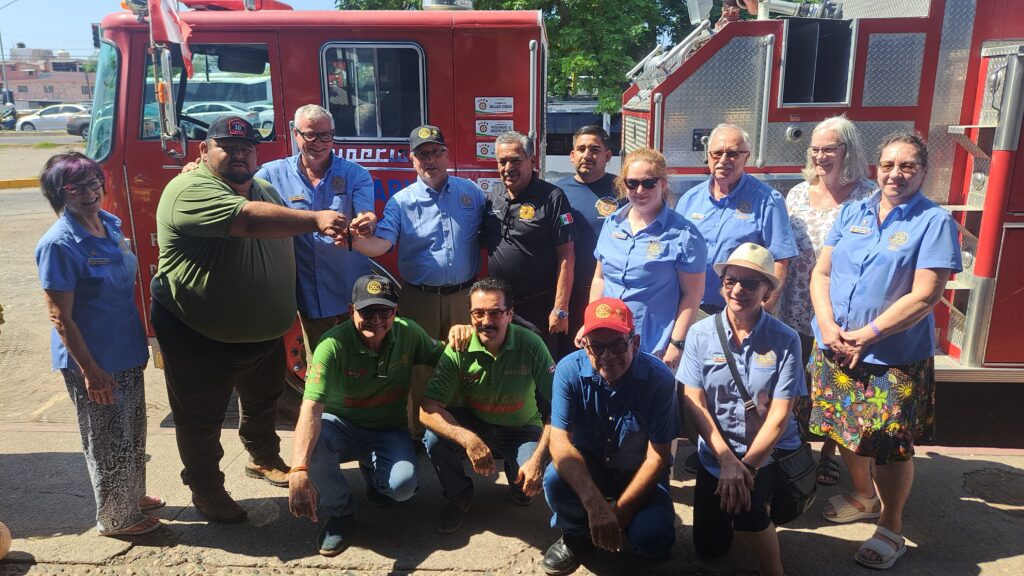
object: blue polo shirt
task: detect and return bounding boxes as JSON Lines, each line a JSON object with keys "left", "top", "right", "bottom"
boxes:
{"left": 812, "top": 192, "right": 962, "bottom": 365}
{"left": 255, "top": 153, "right": 374, "bottom": 319}
{"left": 596, "top": 202, "right": 707, "bottom": 355}
{"left": 552, "top": 349, "right": 677, "bottom": 472}
{"left": 675, "top": 174, "right": 798, "bottom": 309}
{"left": 375, "top": 175, "right": 486, "bottom": 287}
{"left": 555, "top": 173, "right": 620, "bottom": 289}
{"left": 677, "top": 311, "right": 805, "bottom": 478}
{"left": 36, "top": 210, "right": 149, "bottom": 372}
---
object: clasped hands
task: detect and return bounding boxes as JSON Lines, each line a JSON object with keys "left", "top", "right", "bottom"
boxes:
{"left": 820, "top": 321, "right": 877, "bottom": 369}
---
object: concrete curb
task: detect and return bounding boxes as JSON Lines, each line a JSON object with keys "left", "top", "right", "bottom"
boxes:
{"left": 0, "top": 178, "right": 39, "bottom": 189}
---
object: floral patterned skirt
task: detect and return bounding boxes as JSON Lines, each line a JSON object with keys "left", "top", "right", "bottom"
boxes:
{"left": 807, "top": 347, "right": 935, "bottom": 464}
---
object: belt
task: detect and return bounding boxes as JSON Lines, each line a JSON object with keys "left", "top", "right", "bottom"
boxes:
{"left": 407, "top": 278, "right": 476, "bottom": 296}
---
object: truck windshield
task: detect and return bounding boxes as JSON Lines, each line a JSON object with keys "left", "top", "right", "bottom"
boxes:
{"left": 86, "top": 42, "right": 118, "bottom": 161}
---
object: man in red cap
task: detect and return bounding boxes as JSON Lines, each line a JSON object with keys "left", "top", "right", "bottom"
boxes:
{"left": 540, "top": 297, "right": 679, "bottom": 575}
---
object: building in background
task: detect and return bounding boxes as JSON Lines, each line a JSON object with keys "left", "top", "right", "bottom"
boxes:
{"left": 0, "top": 44, "right": 95, "bottom": 109}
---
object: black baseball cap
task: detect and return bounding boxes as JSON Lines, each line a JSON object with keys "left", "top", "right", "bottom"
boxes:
{"left": 206, "top": 116, "right": 260, "bottom": 144}
{"left": 352, "top": 274, "right": 400, "bottom": 310}
{"left": 409, "top": 124, "right": 445, "bottom": 152}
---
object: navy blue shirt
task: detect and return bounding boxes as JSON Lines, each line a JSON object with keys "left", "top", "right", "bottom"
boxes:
{"left": 552, "top": 349, "right": 678, "bottom": 471}
{"left": 555, "top": 173, "right": 619, "bottom": 289}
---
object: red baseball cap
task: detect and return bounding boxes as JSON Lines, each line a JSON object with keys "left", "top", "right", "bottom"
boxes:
{"left": 582, "top": 298, "right": 634, "bottom": 336}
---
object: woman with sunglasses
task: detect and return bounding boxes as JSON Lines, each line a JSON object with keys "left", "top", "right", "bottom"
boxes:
{"left": 678, "top": 243, "right": 805, "bottom": 576}
{"left": 34, "top": 152, "right": 163, "bottom": 536}
{"left": 589, "top": 148, "right": 706, "bottom": 370}
{"left": 777, "top": 116, "right": 876, "bottom": 488}
{"left": 809, "top": 133, "right": 962, "bottom": 570}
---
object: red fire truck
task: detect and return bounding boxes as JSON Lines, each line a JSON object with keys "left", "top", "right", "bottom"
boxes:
{"left": 623, "top": 0, "right": 1024, "bottom": 445}
{"left": 86, "top": 0, "right": 546, "bottom": 413}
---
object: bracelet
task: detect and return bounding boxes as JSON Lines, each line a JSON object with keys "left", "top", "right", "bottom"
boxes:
{"left": 869, "top": 321, "right": 883, "bottom": 338}
{"left": 290, "top": 465, "right": 309, "bottom": 473}
{"left": 742, "top": 461, "right": 759, "bottom": 478}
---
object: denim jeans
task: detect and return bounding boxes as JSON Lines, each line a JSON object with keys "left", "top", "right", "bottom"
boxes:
{"left": 309, "top": 413, "right": 418, "bottom": 517}
{"left": 423, "top": 407, "right": 541, "bottom": 502}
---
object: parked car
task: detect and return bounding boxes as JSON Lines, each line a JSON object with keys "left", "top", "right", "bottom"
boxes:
{"left": 247, "top": 103, "right": 275, "bottom": 130}
{"left": 67, "top": 111, "right": 92, "bottom": 139}
{"left": 17, "top": 104, "right": 90, "bottom": 131}
{"left": 181, "top": 102, "right": 259, "bottom": 126}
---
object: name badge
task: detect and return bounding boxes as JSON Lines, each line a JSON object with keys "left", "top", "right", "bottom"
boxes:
{"left": 850, "top": 225, "right": 871, "bottom": 235}
{"left": 611, "top": 231, "right": 628, "bottom": 240}
{"left": 87, "top": 257, "right": 111, "bottom": 266}
{"left": 712, "top": 354, "right": 727, "bottom": 363}
{"left": 690, "top": 212, "right": 705, "bottom": 221}
{"left": 288, "top": 195, "right": 305, "bottom": 203}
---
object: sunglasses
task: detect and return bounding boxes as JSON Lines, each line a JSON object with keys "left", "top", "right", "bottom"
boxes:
{"left": 721, "top": 274, "right": 763, "bottom": 291}
{"left": 709, "top": 149, "right": 749, "bottom": 160}
{"left": 470, "top": 307, "right": 509, "bottom": 320}
{"left": 296, "top": 129, "right": 335, "bottom": 142}
{"left": 359, "top": 306, "right": 395, "bottom": 320}
{"left": 584, "top": 336, "right": 632, "bottom": 357}
{"left": 62, "top": 178, "right": 104, "bottom": 196}
{"left": 623, "top": 177, "right": 660, "bottom": 190}
{"left": 877, "top": 161, "right": 922, "bottom": 175}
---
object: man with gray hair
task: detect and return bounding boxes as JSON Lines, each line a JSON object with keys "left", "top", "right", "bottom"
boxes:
{"left": 256, "top": 104, "right": 378, "bottom": 359}
{"left": 485, "top": 131, "right": 576, "bottom": 358}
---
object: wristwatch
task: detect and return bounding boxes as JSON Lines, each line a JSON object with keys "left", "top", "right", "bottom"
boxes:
{"left": 553, "top": 309, "right": 569, "bottom": 320}
{"left": 669, "top": 339, "right": 686, "bottom": 350}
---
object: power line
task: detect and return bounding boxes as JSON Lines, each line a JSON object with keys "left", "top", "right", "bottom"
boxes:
{"left": 0, "top": 0, "right": 26, "bottom": 12}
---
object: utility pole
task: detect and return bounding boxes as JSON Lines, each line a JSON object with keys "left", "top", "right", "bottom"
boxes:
{"left": 0, "top": 27, "right": 10, "bottom": 105}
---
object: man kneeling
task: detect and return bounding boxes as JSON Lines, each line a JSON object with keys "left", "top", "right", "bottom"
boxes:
{"left": 288, "top": 274, "right": 444, "bottom": 556}
{"left": 542, "top": 298, "right": 678, "bottom": 575}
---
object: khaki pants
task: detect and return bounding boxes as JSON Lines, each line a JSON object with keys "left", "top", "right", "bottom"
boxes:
{"left": 299, "top": 311, "right": 349, "bottom": 362}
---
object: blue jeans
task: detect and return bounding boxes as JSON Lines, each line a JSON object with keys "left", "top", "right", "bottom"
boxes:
{"left": 543, "top": 457, "right": 676, "bottom": 559}
{"left": 309, "top": 413, "right": 418, "bottom": 517}
{"left": 423, "top": 407, "right": 541, "bottom": 502}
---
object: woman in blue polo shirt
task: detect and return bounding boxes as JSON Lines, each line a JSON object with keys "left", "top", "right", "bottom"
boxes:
{"left": 35, "top": 152, "right": 162, "bottom": 537}
{"left": 590, "top": 148, "right": 706, "bottom": 370}
{"left": 678, "top": 243, "right": 805, "bottom": 576}
{"left": 809, "top": 133, "right": 962, "bottom": 570}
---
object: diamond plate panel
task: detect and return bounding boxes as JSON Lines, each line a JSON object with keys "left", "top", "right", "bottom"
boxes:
{"left": 956, "top": 228, "right": 979, "bottom": 288}
{"left": 763, "top": 120, "right": 915, "bottom": 167}
{"left": 841, "top": 0, "right": 931, "bottom": 19}
{"left": 967, "top": 158, "right": 989, "bottom": 209}
{"left": 924, "top": 0, "right": 976, "bottom": 205}
{"left": 947, "top": 305, "right": 967, "bottom": 349}
{"left": 662, "top": 36, "right": 768, "bottom": 168}
{"left": 862, "top": 33, "right": 926, "bottom": 107}
{"left": 623, "top": 115, "right": 649, "bottom": 154}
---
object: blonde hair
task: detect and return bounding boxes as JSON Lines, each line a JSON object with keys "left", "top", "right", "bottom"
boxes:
{"left": 801, "top": 116, "right": 868, "bottom": 186}
{"left": 615, "top": 148, "right": 668, "bottom": 202}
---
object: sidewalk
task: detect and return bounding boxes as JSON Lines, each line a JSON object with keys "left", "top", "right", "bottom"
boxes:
{"left": 1, "top": 419, "right": 1023, "bottom": 575}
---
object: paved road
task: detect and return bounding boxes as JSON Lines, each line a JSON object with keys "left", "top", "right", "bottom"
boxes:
{"left": 0, "top": 131, "right": 81, "bottom": 145}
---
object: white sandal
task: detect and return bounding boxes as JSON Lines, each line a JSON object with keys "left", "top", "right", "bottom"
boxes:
{"left": 823, "top": 492, "right": 881, "bottom": 523}
{"left": 855, "top": 525, "right": 906, "bottom": 570}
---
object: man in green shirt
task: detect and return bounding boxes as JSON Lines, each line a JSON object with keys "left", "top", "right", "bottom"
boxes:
{"left": 150, "top": 116, "right": 349, "bottom": 525}
{"left": 421, "top": 277, "right": 556, "bottom": 534}
{"left": 287, "top": 274, "right": 444, "bottom": 556}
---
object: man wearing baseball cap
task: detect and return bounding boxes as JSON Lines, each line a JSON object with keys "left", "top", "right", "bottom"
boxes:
{"left": 354, "top": 124, "right": 488, "bottom": 438}
{"left": 287, "top": 274, "right": 445, "bottom": 556}
{"left": 151, "top": 115, "right": 350, "bottom": 524}
{"left": 541, "top": 297, "right": 678, "bottom": 575}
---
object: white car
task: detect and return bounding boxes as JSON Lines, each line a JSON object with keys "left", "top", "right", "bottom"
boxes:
{"left": 17, "top": 104, "right": 91, "bottom": 131}
{"left": 181, "top": 102, "right": 259, "bottom": 127}
{"left": 247, "top": 103, "right": 275, "bottom": 130}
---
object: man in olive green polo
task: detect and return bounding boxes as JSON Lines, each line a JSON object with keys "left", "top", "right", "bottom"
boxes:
{"left": 420, "top": 277, "right": 555, "bottom": 534}
{"left": 288, "top": 274, "right": 445, "bottom": 556}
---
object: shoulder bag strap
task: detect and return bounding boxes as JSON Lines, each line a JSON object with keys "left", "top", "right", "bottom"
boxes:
{"left": 715, "top": 312, "right": 760, "bottom": 423}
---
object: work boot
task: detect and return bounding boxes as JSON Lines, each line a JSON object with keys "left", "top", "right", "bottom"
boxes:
{"left": 244, "top": 456, "right": 290, "bottom": 487}
{"left": 191, "top": 487, "right": 247, "bottom": 524}
{"left": 542, "top": 534, "right": 584, "bottom": 575}
{"left": 437, "top": 496, "right": 472, "bottom": 534}
{"left": 317, "top": 515, "right": 351, "bottom": 557}
{"left": 359, "top": 463, "right": 392, "bottom": 507}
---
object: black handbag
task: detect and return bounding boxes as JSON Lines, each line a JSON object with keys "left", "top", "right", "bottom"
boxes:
{"left": 713, "top": 313, "right": 817, "bottom": 525}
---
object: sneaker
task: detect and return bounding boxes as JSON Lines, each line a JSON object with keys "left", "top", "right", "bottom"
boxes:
{"left": 542, "top": 535, "right": 582, "bottom": 576}
{"left": 359, "top": 463, "right": 392, "bottom": 507}
{"left": 191, "top": 488, "right": 247, "bottom": 524}
{"left": 317, "top": 515, "right": 350, "bottom": 557}
{"left": 437, "top": 497, "right": 471, "bottom": 534}
{"left": 244, "top": 457, "right": 290, "bottom": 487}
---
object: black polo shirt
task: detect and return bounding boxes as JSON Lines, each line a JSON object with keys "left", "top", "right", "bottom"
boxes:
{"left": 485, "top": 173, "right": 576, "bottom": 303}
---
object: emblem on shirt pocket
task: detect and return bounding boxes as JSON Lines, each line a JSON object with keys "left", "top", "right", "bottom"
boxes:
{"left": 646, "top": 240, "right": 663, "bottom": 258}
{"left": 735, "top": 200, "right": 753, "bottom": 220}
{"left": 461, "top": 194, "right": 473, "bottom": 208}
{"left": 888, "top": 231, "right": 909, "bottom": 249}
{"left": 596, "top": 197, "right": 617, "bottom": 217}
{"left": 519, "top": 203, "right": 536, "bottom": 220}
{"left": 331, "top": 176, "right": 347, "bottom": 195}
{"left": 753, "top": 350, "right": 777, "bottom": 370}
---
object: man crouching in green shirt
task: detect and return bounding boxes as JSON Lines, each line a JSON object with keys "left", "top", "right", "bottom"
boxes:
{"left": 420, "top": 277, "right": 555, "bottom": 534}
{"left": 288, "top": 274, "right": 444, "bottom": 556}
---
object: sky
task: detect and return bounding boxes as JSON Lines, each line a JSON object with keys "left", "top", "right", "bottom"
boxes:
{"left": 0, "top": 0, "right": 335, "bottom": 59}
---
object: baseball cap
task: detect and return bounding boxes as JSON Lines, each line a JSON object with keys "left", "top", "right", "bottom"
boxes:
{"left": 712, "top": 242, "right": 781, "bottom": 289}
{"left": 206, "top": 116, "right": 260, "bottom": 144}
{"left": 582, "top": 298, "right": 634, "bottom": 336}
{"left": 409, "top": 124, "right": 445, "bottom": 152}
{"left": 351, "top": 274, "right": 400, "bottom": 310}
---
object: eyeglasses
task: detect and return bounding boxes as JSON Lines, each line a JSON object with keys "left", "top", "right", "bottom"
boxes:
{"left": 623, "top": 177, "right": 660, "bottom": 190}
{"left": 359, "top": 306, "right": 395, "bottom": 320}
{"left": 584, "top": 336, "right": 632, "bottom": 357}
{"left": 709, "top": 149, "right": 749, "bottom": 160}
{"left": 721, "top": 274, "right": 763, "bottom": 291}
{"left": 877, "top": 161, "right": 922, "bottom": 175}
{"left": 809, "top": 143, "right": 845, "bottom": 156}
{"left": 413, "top": 147, "right": 447, "bottom": 160}
{"left": 62, "top": 178, "right": 104, "bottom": 196}
{"left": 470, "top": 307, "right": 509, "bottom": 320}
{"left": 296, "top": 129, "right": 335, "bottom": 142}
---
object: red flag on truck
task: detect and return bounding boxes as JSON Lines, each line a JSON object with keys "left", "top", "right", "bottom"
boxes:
{"left": 148, "top": 0, "right": 194, "bottom": 78}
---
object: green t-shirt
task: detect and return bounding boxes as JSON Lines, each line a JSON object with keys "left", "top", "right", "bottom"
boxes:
{"left": 150, "top": 163, "right": 296, "bottom": 343}
{"left": 424, "top": 324, "right": 555, "bottom": 428}
{"left": 304, "top": 317, "right": 444, "bottom": 430}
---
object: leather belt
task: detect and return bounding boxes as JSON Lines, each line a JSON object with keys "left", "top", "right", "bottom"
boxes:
{"left": 407, "top": 278, "right": 476, "bottom": 296}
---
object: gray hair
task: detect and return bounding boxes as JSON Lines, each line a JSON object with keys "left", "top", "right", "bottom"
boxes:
{"left": 494, "top": 131, "right": 534, "bottom": 160}
{"left": 293, "top": 104, "right": 335, "bottom": 130}
{"left": 708, "top": 123, "right": 750, "bottom": 149}
{"left": 801, "top": 116, "right": 869, "bottom": 185}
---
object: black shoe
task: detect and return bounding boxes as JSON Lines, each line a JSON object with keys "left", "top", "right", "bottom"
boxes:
{"left": 359, "top": 463, "right": 392, "bottom": 507}
{"left": 543, "top": 536, "right": 582, "bottom": 576}
{"left": 437, "top": 497, "right": 471, "bottom": 534}
{"left": 510, "top": 485, "right": 532, "bottom": 507}
{"left": 684, "top": 451, "right": 700, "bottom": 474}
{"left": 317, "top": 515, "right": 350, "bottom": 557}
